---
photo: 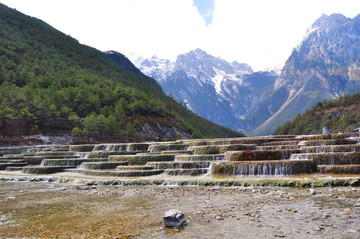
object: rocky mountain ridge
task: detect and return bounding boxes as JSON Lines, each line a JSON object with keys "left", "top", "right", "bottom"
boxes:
{"left": 252, "top": 13, "right": 360, "bottom": 135}
{"left": 135, "top": 49, "right": 277, "bottom": 131}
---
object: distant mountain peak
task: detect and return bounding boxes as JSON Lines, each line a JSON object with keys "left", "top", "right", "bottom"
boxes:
{"left": 310, "top": 13, "right": 349, "bottom": 34}
{"left": 135, "top": 49, "right": 274, "bottom": 132}
{"left": 252, "top": 13, "right": 360, "bottom": 135}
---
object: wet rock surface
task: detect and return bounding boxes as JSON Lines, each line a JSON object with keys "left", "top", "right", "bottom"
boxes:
{"left": 0, "top": 182, "right": 359, "bottom": 238}
{"left": 163, "top": 209, "right": 185, "bottom": 227}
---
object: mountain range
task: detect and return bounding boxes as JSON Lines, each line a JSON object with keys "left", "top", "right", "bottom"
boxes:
{"left": 135, "top": 13, "right": 360, "bottom": 135}
{"left": 135, "top": 49, "right": 277, "bottom": 131}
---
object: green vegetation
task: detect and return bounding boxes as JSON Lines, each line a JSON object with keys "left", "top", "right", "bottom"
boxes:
{"left": 274, "top": 93, "right": 360, "bottom": 135}
{"left": 0, "top": 4, "right": 242, "bottom": 140}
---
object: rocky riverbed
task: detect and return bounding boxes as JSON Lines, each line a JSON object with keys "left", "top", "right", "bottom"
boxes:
{"left": 0, "top": 181, "right": 359, "bottom": 238}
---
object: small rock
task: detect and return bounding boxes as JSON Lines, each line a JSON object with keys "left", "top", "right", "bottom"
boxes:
{"left": 164, "top": 209, "right": 186, "bottom": 228}
{"left": 309, "top": 189, "right": 316, "bottom": 195}
{"left": 215, "top": 216, "right": 224, "bottom": 220}
{"left": 274, "top": 232, "right": 286, "bottom": 237}
{"left": 314, "top": 226, "right": 324, "bottom": 231}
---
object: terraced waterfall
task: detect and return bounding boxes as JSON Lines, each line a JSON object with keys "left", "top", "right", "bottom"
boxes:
{"left": 1, "top": 133, "right": 360, "bottom": 186}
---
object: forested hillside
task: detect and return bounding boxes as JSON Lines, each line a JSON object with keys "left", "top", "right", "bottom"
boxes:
{"left": 0, "top": 4, "right": 242, "bottom": 141}
{"left": 273, "top": 93, "right": 360, "bottom": 135}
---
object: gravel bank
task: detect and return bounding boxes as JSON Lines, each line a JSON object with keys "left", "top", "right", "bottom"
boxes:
{"left": 0, "top": 182, "right": 359, "bottom": 238}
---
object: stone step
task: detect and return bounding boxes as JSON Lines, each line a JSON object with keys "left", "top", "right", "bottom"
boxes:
{"left": 86, "top": 151, "right": 138, "bottom": 159}
{"left": 116, "top": 165, "right": 155, "bottom": 171}
{"left": 296, "top": 134, "right": 348, "bottom": 140}
{"left": 300, "top": 144, "right": 360, "bottom": 153}
{"left": 0, "top": 148, "right": 23, "bottom": 156}
{"left": 175, "top": 154, "right": 225, "bottom": 161}
{"left": 69, "top": 144, "right": 95, "bottom": 152}
{"left": 22, "top": 156, "right": 47, "bottom": 165}
{"left": 0, "top": 159, "right": 26, "bottom": 163}
{"left": 290, "top": 152, "right": 360, "bottom": 165}
{"left": 1, "top": 154, "right": 26, "bottom": 159}
{"left": 211, "top": 160, "right": 317, "bottom": 176}
{"left": 298, "top": 139, "right": 358, "bottom": 146}
{"left": 317, "top": 165, "right": 360, "bottom": 174}
{"left": 41, "top": 158, "right": 108, "bottom": 167}
{"left": 189, "top": 144, "right": 256, "bottom": 155}
{"left": 182, "top": 137, "right": 296, "bottom": 146}
{"left": 5, "top": 166, "right": 24, "bottom": 171}
{"left": 160, "top": 150, "right": 193, "bottom": 155}
{"left": 93, "top": 143, "right": 149, "bottom": 152}
{"left": 257, "top": 145, "right": 299, "bottom": 150}
{"left": 35, "top": 151, "right": 79, "bottom": 158}
{"left": 149, "top": 144, "right": 189, "bottom": 153}
{"left": 165, "top": 168, "right": 209, "bottom": 176}
{"left": 108, "top": 154, "right": 175, "bottom": 165}
{"left": 147, "top": 161, "right": 211, "bottom": 169}
{"left": 0, "top": 162, "right": 28, "bottom": 170}
{"left": 80, "top": 169, "right": 164, "bottom": 177}
{"left": 79, "top": 161, "right": 128, "bottom": 170}
{"left": 22, "top": 166, "right": 71, "bottom": 174}
{"left": 261, "top": 140, "right": 300, "bottom": 146}
{"left": 225, "top": 149, "right": 301, "bottom": 161}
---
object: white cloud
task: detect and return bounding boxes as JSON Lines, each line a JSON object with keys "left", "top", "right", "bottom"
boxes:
{"left": 1, "top": 0, "right": 360, "bottom": 71}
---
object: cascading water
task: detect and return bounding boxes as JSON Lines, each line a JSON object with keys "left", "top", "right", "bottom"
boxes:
{"left": 234, "top": 162, "right": 291, "bottom": 176}
{"left": 76, "top": 152, "right": 89, "bottom": 159}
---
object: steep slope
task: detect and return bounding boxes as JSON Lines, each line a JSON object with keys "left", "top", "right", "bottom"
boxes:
{"left": 136, "top": 49, "right": 277, "bottom": 130}
{"left": 0, "top": 3, "right": 243, "bottom": 140}
{"left": 274, "top": 92, "right": 360, "bottom": 135}
{"left": 251, "top": 13, "right": 360, "bottom": 135}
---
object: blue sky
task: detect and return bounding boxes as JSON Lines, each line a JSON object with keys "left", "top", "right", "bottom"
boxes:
{"left": 1, "top": 0, "right": 360, "bottom": 71}
{"left": 193, "top": 0, "right": 215, "bottom": 26}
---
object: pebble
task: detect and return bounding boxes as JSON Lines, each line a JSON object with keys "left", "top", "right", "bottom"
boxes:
{"left": 314, "top": 226, "right": 324, "bottom": 231}
{"left": 273, "top": 232, "right": 286, "bottom": 237}
{"left": 309, "top": 189, "right": 316, "bottom": 195}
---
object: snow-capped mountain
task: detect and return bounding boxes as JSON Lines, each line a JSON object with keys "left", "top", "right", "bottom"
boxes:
{"left": 135, "top": 49, "right": 277, "bottom": 131}
{"left": 249, "top": 13, "right": 360, "bottom": 135}
{"left": 133, "top": 14, "right": 360, "bottom": 135}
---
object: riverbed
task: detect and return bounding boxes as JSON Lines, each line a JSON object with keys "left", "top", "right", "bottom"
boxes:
{"left": 0, "top": 181, "right": 360, "bottom": 238}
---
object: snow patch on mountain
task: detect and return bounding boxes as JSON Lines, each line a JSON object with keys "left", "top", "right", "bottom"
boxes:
{"left": 132, "top": 49, "right": 277, "bottom": 132}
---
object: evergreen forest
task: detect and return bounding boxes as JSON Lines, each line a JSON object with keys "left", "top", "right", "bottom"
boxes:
{"left": 274, "top": 93, "right": 360, "bottom": 135}
{"left": 0, "top": 4, "right": 242, "bottom": 141}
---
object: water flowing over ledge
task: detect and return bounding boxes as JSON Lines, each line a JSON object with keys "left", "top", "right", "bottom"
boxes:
{"left": 0, "top": 132, "right": 360, "bottom": 187}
